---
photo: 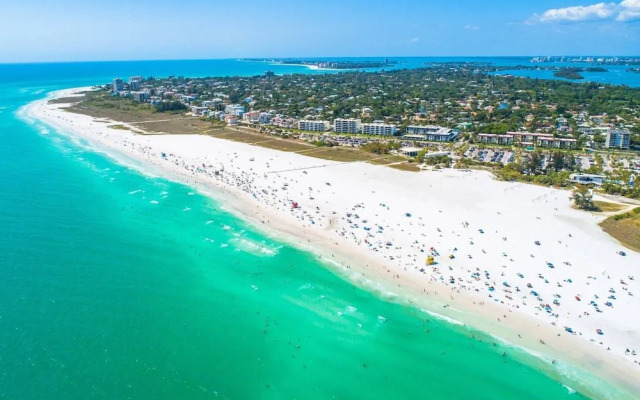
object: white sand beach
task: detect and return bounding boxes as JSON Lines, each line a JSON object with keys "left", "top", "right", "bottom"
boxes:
{"left": 23, "top": 87, "right": 640, "bottom": 397}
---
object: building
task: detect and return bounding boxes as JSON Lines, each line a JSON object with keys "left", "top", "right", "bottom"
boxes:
{"left": 569, "top": 173, "right": 605, "bottom": 186}
{"left": 298, "top": 120, "right": 330, "bottom": 132}
{"left": 202, "top": 99, "right": 223, "bottom": 107}
{"left": 509, "top": 132, "right": 576, "bottom": 149}
{"left": 112, "top": 78, "right": 124, "bottom": 92}
{"left": 405, "top": 126, "right": 458, "bottom": 142}
{"left": 190, "top": 106, "right": 208, "bottom": 115}
{"left": 243, "top": 111, "right": 261, "bottom": 123}
{"left": 606, "top": 128, "right": 631, "bottom": 149}
{"left": 479, "top": 132, "right": 577, "bottom": 149}
{"left": 536, "top": 136, "right": 577, "bottom": 149}
{"left": 132, "top": 91, "right": 149, "bottom": 102}
{"left": 225, "top": 115, "right": 238, "bottom": 125}
{"left": 399, "top": 147, "right": 422, "bottom": 157}
{"left": 476, "top": 133, "right": 514, "bottom": 145}
{"left": 129, "top": 76, "right": 143, "bottom": 91}
{"left": 333, "top": 118, "right": 361, "bottom": 134}
{"left": 362, "top": 122, "right": 397, "bottom": 136}
{"left": 225, "top": 104, "right": 245, "bottom": 117}
{"left": 270, "top": 115, "right": 296, "bottom": 128}
{"left": 258, "top": 112, "right": 272, "bottom": 124}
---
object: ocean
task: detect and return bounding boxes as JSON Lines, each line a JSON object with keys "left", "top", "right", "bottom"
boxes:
{"left": 0, "top": 59, "right": 633, "bottom": 399}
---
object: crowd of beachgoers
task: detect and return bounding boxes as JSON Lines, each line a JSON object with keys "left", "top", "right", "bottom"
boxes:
{"left": 24, "top": 89, "right": 640, "bottom": 384}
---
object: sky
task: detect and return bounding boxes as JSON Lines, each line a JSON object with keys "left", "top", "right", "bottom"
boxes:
{"left": 0, "top": 0, "right": 638, "bottom": 62}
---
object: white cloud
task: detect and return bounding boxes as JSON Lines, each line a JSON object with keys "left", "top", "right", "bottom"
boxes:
{"left": 530, "top": 0, "right": 640, "bottom": 23}
{"left": 408, "top": 37, "right": 420, "bottom": 43}
{"left": 617, "top": 0, "right": 640, "bottom": 20}
{"left": 464, "top": 24, "right": 480, "bottom": 30}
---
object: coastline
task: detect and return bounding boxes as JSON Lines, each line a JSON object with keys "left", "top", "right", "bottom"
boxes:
{"left": 269, "top": 62, "right": 342, "bottom": 72}
{"left": 21, "top": 87, "right": 640, "bottom": 399}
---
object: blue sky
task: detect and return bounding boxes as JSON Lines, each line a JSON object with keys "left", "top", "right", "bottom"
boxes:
{"left": 0, "top": 0, "right": 638, "bottom": 62}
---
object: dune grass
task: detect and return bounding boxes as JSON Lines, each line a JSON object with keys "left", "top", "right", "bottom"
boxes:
{"left": 600, "top": 207, "right": 640, "bottom": 252}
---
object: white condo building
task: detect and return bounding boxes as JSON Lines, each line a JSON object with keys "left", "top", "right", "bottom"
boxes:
{"left": 112, "top": 78, "right": 124, "bottom": 92}
{"left": 298, "top": 120, "right": 330, "bottom": 132}
{"left": 362, "top": 122, "right": 397, "bottom": 136}
{"left": 605, "top": 128, "right": 631, "bottom": 149}
{"left": 129, "top": 76, "right": 143, "bottom": 90}
{"left": 334, "top": 118, "right": 361, "bottom": 134}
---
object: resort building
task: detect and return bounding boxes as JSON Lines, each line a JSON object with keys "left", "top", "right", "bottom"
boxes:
{"left": 404, "top": 125, "right": 458, "bottom": 142}
{"left": 333, "top": 118, "right": 361, "bottom": 134}
{"left": 298, "top": 120, "right": 330, "bottom": 132}
{"left": 112, "top": 78, "right": 124, "bottom": 92}
{"left": 605, "top": 129, "right": 631, "bottom": 149}
{"left": 361, "top": 122, "right": 397, "bottom": 136}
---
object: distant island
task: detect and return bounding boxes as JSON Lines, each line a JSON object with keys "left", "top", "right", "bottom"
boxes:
{"left": 554, "top": 67, "right": 608, "bottom": 80}
{"left": 531, "top": 56, "right": 640, "bottom": 66}
{"left": 251, "top": 58, "right": 398, "bottom": 70}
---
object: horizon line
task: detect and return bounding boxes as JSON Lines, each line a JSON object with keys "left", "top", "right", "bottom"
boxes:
{"left": 2, "top": 54, "right": 640, "bottom": 66}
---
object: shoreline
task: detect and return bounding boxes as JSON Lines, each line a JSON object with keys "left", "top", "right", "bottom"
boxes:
{"left": 21, "top": 87, "right": 640, "bottom": 399}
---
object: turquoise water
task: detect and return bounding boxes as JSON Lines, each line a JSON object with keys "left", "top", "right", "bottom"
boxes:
{"left": 0, "top": 60, "right": 631, "bottom": 399}
{"left": 2, "top": 56, "right": 638, "bottom": 87}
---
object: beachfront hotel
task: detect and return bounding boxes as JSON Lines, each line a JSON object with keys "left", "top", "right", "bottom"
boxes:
{"left": 298, "top": 120, "right": 330, "bottom": 132}
{"left": 606, "top": 128, "right": 631, "bottom": 150}
{"left": 405, "top": 125, "right": 458, "bottom": 142}
{"left": 334, "top": 118, "right": 361, "bottom": 134}
{"left": 362, "top": 122, "right": 397, "bottom": 136}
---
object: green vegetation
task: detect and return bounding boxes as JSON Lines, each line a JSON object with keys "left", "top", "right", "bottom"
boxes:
{"left": 108, "top": 124, "right": 129, "bottom": 130}
{"left": 66, "top": 91, "right": 215, "bottom": 135}
{"left": 593, "top": 201, "right": 628, "bottom": 213}
{"left": 601, "top": 173, "right": 640, "bottom": 199}
{"left": 115, "top": 65, "right": 640, "bottom": 140}
{"left": 154, "top": 101, "right": 187, "bottom": 113}
{"left": 422, "top": 154, "right": 452, "bottom": 167}
{"left": 571, "top": 186, "right": 598, "bottom": 211}
{"left": 361, "top": 142, "right": 401, "bottom": 155}
{"left": 600, "top": 207, "right": 640, "bottom": 251}
{"left": 554, "top": 68, "right": 584, "bottom": 80}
